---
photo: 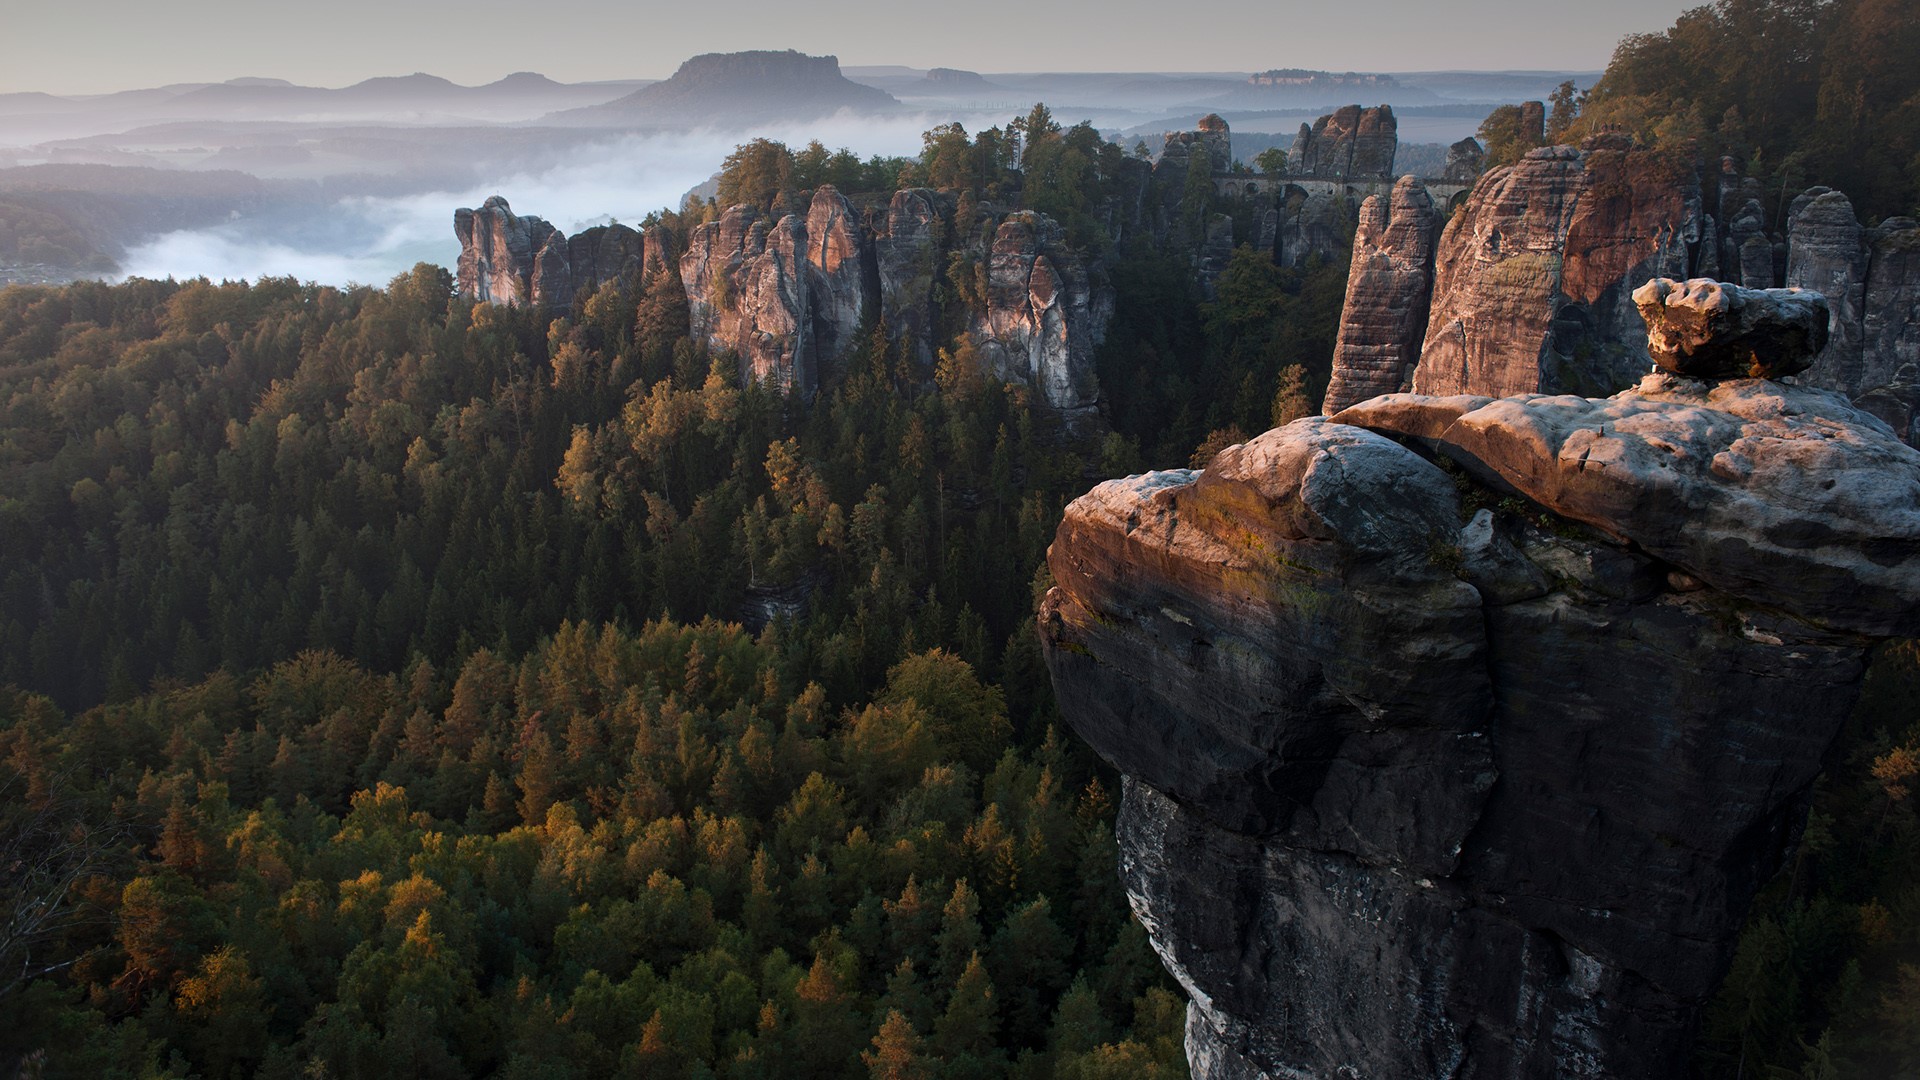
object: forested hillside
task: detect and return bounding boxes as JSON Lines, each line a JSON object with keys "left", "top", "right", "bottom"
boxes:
{"left": 1478, "top": 0, "right": 1918, "bottom": 222}
{"left": 0, "top": 105, "right": 1352, "bottom": 1078}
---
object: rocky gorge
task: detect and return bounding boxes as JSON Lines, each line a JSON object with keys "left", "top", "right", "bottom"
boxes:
{"left": 1039, "top": 278, "right": 1920, "bottom": 1077}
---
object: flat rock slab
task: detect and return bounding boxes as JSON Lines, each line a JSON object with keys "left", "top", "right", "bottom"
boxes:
{"left": 1333, "top": 375, "right": 1920, "bottom": 637}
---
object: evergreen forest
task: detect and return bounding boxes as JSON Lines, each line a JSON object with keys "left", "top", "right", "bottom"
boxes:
{"left": 3, "top": 11, "right": 1920, "bottom": 1071}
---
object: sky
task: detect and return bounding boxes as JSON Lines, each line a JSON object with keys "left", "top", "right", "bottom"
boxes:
{"left": 12, "top": 0, "right": 1686, "bottom": 94}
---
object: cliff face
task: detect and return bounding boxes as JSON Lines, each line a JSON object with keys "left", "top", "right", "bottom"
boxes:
{"left": 1327, "top": 142, "right": 1920, "bottom": 429}
{"left": 454, "top": 196, "right": 642, "bottom": 311}
{"left": 971, "top": 212, "right": 1103, "bottom": 417}
{"left": 873, "top": 188, "right": 944, "bottom": 368}
{"left": 1411, "top": 138, "right": 1701, "bottom": 400}
{"left": 1288, "top": 104, "right": 1397, "bottom": 181}
{"left": 454, "top": 196, "right": 566, "bottom": 309}
{"left": 681, "top": 204, "right": 814, "bottom": 395}
{"left": 1784, "top": 192, "right": 1920, "bottom": 400}
{"left": 802, "top": 185, "right": 873, "bottom": 377}
{"left": 1323, "top": 177, "right": 1438, "bottom": 413}
{"left": 1039, "top": 282, "right": 1920, "bottom": 1078}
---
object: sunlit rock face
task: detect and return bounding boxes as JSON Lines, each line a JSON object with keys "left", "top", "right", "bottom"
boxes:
{"left": 454, "top": 196, "right": 566, "bottom": 309}
{"left": 802, "top": 185, "right": 873, "bottom": 377}
{"left": 681, "top": 204, "right": 815, "bottom": 395}
{"left": 1040, "top": 292, "right": 1920, "bottom": 1078}
{"left": 454, "top": 196, "right": 642, "bottom": 311}
{"left": 970, "top": 211, "right": 1103, "bottom": 419}
{"left": 1412, "top": 137, "right": 1702, "bottom": 401}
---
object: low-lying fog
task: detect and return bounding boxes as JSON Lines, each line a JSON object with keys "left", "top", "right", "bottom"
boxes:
{"left": 117, "top": 112, "right": 942, "bottom": 288}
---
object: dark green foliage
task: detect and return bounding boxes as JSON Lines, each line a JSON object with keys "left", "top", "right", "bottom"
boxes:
{"left": 1696, "top": 641, "right": 1920, "bottom": 1076}
{"left": 1574, "top": 0, "right": 1920, "bottom": 221}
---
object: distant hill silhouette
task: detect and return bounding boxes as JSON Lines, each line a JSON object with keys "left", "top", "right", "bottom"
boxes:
{"left": 548, "top": 51, "right": 899, "bottom": 127}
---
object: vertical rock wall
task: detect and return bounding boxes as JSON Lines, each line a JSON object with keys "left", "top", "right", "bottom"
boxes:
{"left": 1410, "top": 138, "right": 1700, "bottom": 399}
{"left": 1324, "top": 177, "right": 1438, "bottom": 413}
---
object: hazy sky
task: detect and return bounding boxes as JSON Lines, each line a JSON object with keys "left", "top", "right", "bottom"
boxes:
{"left": 14, "top": 0, "right": 1686, "bottom": 94}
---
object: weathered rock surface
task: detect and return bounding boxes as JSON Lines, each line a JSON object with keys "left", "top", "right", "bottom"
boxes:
{"left": 1856, "top": 362, "right": 1920, "bottom": 446}
{"left": 1160, "top": 114, "right": 1232, "bottom": 186}
{"left": 1442, "top": 137, "right": 1485, "bottom": 183}
{"left": 1289, "top": 105, "right": 1397, "bottom": 181}
{"left": 454, "top": 196, "right": 566, "bottom": 309}
{"left": 1336, "top": 377, "right": 1920, "bottom": 637}
{"left": 454, "top": 198, "right": 646, "bottom": 311}
{"left": 1041, "top": 368, "right": 1920, "bottom": 1077}
{"left": 1194, "top": 213, "right": 1235, "bottom": 299}
{"left": 1274, "top": 187, "right": 1348, "bottom": 269}
{"left": 1864, "top": 218, "right": 1920, "bottom": 393}
{"left": 802, "top": 185, "right": 872, "bottom": 376}
{"left": 566, "top": 222, "right": 644, "bottom": 296}
{"left": 1632, "top": 276, "right": 1828, "bottom": 379}
{"left": 1412, "top": 139, "right": 1701, "bottom": 399}
{"left": 681, "top": 204, "right": 814, "bottom": 394}
{"left": 1325, "top": 177, "right": 1438, "bottom": 413}
{"left": 971, "top": 211, "right": 1103, "bottom": 416}
{"left": 1787, "top": 190, "right": 1869, "bottom": 393}
{"left": 1722, "top": 197, "right": 1776, "bottom": 289}
{"left": 873, "top": 188, "right": 944, "bottom": 368}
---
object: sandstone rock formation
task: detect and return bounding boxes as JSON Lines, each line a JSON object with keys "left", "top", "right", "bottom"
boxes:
{"left": 1274, "top": 187, "right": 1349, "bottom": 269}
{"left": 1324, "top": 177, "right": 1438, "bottom": 413}
{"left": 1442, "top": 137, "right": 1485, "bottom": 182}
{"left": 1040, "top": 305, "right": 1920, "bottom": 1076}
{"left": 1194, "top": 213, "right": 1235, "bottom": 299}
{"left": 971, "top": 212, "right": 1102, "bottom": 417}
{"left": 1723, "top": 197, "right": 1775, "bottom": 289}
{"left": 567, "top": 223, "right": 644, "bottom": 295}
{"left": 1159, "top": 114, "right": 1232, "bottom": 184}
{"left": 1412, "top": 138, "right": 1700, "bottom": 399}
{"left": 1786, "top": 190, "right": 1868, "bottom": 393}
{"left": 1866, "top": 219, "right": 1920, "bottom": 386}
{"left": 1288, "top": 105, "right": 1397, "bottom": 181}
{"left": 873, "top": 188, "right": 944, "bottom": 368}
{"left": 455, "top": 197, "right": 645, "bottom": 311}
{"left": 681, "top": 204, "right": 814, "bottom": 395}
{"left": 454, "top": 196, "right": 567, "bottom": 309}
{"left": 1856, "top": 362, "right": 1920, "bottom": 446}
{"left": 1632, "top": 276, "right": 1827, "bottom": 379}
{"left": 802, "top": 185, "right": 872, "bottom": 376}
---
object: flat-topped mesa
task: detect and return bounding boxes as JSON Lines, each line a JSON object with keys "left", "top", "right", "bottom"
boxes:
{"left": 1632, "top": 276, "right": 1828, "bottom": 379}
{"left": 453, "top": 196, "right": 643, "bottom": 311}
{"left": 1041, "top": 285, "right": 1920, "bottom": 1077}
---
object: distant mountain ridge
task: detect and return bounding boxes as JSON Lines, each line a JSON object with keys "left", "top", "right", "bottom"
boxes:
{"left": 547, "top": 51, "right": 900, "bottom": 127}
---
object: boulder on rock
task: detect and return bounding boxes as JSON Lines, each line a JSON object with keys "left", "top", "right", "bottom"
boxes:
{"left": 1631, "top": 276, "right": 1828, "bottom": 379}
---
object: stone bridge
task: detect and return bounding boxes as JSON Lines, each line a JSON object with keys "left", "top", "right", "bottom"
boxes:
{"left": 1215, "top": 173, "right": 1474, "bottom": 210}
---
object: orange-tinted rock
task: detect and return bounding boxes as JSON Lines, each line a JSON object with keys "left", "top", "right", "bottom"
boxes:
{"left": 681, "top": 205, "right": 814, "bottom": 395}
{"left": 1631, "top": 277, "right": 1827, "bottom": 379}
{"left": 454, "top": 195, "right": 565, "bottom": 309}
{"left": 1412, "top": 140, "right": 1701, "bottom": 399}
